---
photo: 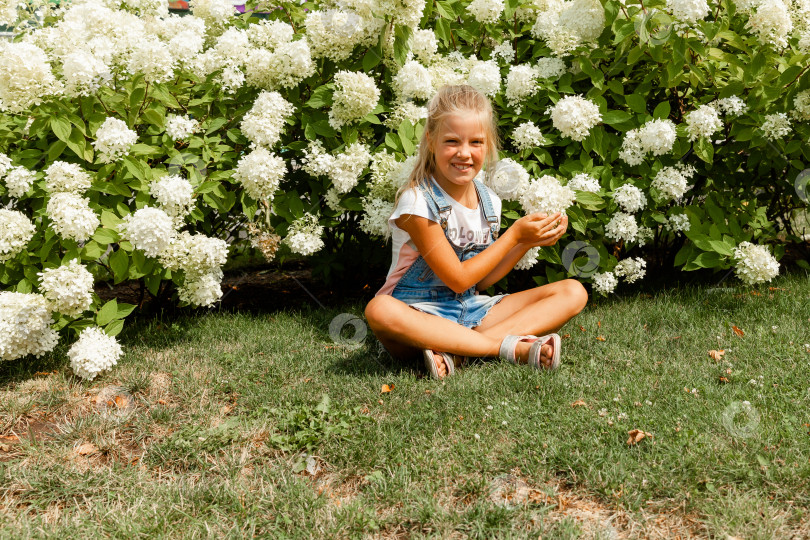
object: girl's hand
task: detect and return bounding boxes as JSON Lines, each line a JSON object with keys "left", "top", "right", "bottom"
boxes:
{"left": 511, "top": 212, "right": 565, "bottom": 245}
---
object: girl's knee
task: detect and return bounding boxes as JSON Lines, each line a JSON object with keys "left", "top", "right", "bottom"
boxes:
{"left": 364, "top": 295, "right": 401, "bottom": 332}
{"left": 558, "top": 279, "right": 588, "bottom": 313}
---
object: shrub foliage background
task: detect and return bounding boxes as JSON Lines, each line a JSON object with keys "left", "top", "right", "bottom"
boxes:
{"left": 0, "top": 0, "right": 808, "bottom": 368}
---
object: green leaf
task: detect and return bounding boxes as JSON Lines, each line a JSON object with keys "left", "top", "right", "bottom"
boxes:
{"left": 109, "top": 249, "right": 129, "bottom": 284}
{"left": 601, "top": 110, "right": 633, "bottom": 126}
{"left": 575, "top": 191, "right": 605, "bottom": 210}
{"left": 93, "top": 227, "right": 119, "bottom": 245}
{"left": 625, "top": 94, "right": 647, "bottom": 114}
{"left": 97, "top": 299, "right": 119, "bottom": 327}
{"left": 51, "top": 117, "right": 72, "bottom": 142}
{"left": 653, "top": 101, "right": 671, "bottom": 119}
{"left": 104, "top": 318, "right": 125, "bottom": 337}
{"left": 694, "top": 138, "right": 714, "bottom": 163}
{"left": 306, "top": 85, "right": 333, "bottom": 109}
{"left": 48, "top": 140, "right": 68, "bottom": 162}
{"left": 393, "top": 25, "right": 413, "bottom": 67}
{"left": 692, "top": 251, "right": 723, "bottom": 268}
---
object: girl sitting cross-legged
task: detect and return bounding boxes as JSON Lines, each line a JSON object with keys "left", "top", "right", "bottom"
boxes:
{"left": 364, "top": 85, "right": 588, "bottom": 379}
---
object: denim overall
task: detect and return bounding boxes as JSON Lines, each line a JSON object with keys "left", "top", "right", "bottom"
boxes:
{"left": 390, "top": 178, "right": 506, "bottom": 328}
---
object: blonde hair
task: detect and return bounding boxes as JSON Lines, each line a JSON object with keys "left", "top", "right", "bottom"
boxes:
{"left": 398, "top": 85, "right": 500, "bottom": 201}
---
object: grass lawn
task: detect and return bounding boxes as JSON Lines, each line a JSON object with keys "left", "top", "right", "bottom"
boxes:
{"left": 1, "top": 270, "right": 809, "bottom": 538}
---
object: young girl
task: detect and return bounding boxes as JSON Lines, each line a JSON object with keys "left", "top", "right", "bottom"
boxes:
{"left": 365, "top": 85, "right": 588, "bottom": 378}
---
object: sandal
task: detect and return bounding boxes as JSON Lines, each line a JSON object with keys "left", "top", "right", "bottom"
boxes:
{"left": 499, "top": 334, "right": 561, "bottom": 371}
{"left": 422, "top": 349, "right": 456, "bottom": 379}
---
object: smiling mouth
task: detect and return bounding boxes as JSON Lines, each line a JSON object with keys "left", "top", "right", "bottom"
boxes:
{"left": 451, "top": 163, "right": 472, "bottom": 171}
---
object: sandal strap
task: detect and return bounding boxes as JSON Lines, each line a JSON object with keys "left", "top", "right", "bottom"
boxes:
{"left": 528, "top": 335, "right": 560, "bottom": 370}
{"left": 499, "top": 335, "right": 537, "bottom": 364}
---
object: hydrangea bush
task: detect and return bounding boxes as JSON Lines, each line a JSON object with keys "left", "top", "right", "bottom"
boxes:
{"left": 1, "top": 0, "right": 808, "bottom": 371}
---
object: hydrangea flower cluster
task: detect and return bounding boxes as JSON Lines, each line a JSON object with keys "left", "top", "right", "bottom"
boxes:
{"left": 45, "top": 161, "right": 92, "bottom": 194}
{"left": 733, "top": 241, "right": 779, "bottom": 284}
{"left": 411, "top": 29, "right": 438, "bottom": 63}
{"left": 285, "top": 214, "right": 324, "bottom": 256}
{"left": 241, "top": 91, "right": 295, "bottom": 148}
{"left": 519, "top": 175, "right": 577, "bottom": 214}
{"left": 505, "top": 64, "right": 538, "bottom": 112}
{"left": 393, "top": 60, "right": 433, "bottom": 101}
{"left": 119, "top": 206, "right": 176, "bottom": 257}
{"left": 93, "top": 117, "right": 138, "bottom": 163}
{"left": 605, "top": 212, "right": 639, "bottom": 243}
{"left": 686, "top": 104, "right": 723, "bottom": 141}
{"left": 651, "top": 164, "right": 696, "bottom": 201}
{"left": 487, "top": 158, "right": 531, "bottom": 201}
{"left": 0, "top": 41, "right": 62, "bottom": 113}
{"left": 793, "top": 89, "right": 810, "bottom": 121}
{"left": 189, "top": 0, "right": 233, "bottom": 26}
{"left": 233, "top": 147, "right": 286, "bottom": 201}
{"left": 667, "top": 213, "right": 691, "bottom": 233}
{"left": 67, "top": 327, "right": 123, "bottom": 380}
{"left": 712, "top": 96, "right": 749, "bottom": 117}
{"left": 127, "top": 39, "right": 175, "bottom": 83}
{"left": 165, "top": 114, "right": 199, "bottom": 140}
{"left": 745, "top": 0, "right": 792, "bottom": 48}
{"left": 760, "top": 112, "right": 791, "bottom": 140}
{"left": 0, "top": 152, "right": 10, "bottom": 177}
{"left": 38, "top": 260, "right": 94, "bottom": 317}
{"left": 4, "top": 166, "right": 35, "bottom": 198}
{"left": 511, "top": 122, "right": 544, "bottom": 151}
{"left": 61, "top": 49, "right": 110, "bottom": 99}
{"left": 46, "top": 192, "right": 100, "bottom": 242}
{"left": 158, "top": 230, "right": 228, "bottom": 305}
{"left": 567, "top": 173, "right": 600, "bottom": 193}
{"left": 246, "top": 223, "right": 282, "bottom": 262}
{"left": 0, "top": 292, "right": 60, "bottom": 361}
{"left": 667, "top": 0, "right": 710, "bottom": 22}
{"left": 592, "top": 271, "right": 618, "bottom": 295}
{"left": 612, "top": 184, "right": 647, "bottom": 213}
{"left": 492, "top": 41, "right": 515, "bottom": 63}
{"left": 620, "top": 118, "right": 677, "bottom": 165}
{"left": 466, "top": 60, "right": 501, "bottom": 97}
{"left": 359, "top": 197, "right": 394, "bottom": 239}
{"left": 304, "top": 8, "right": 383, "bottom": 62}
{"left": 514, "top": 246, "right": 542, "bottom": 270}
{"left": 386, "top": 101, "right": 428, "bottom": 129}
{"left": 0, "top": 209, "right": 35, "bottom": 262}
{"left": 613, "top": 257, "right": 647, "bottom": 283}
{"left": 547, "top": 95, "right": 602, "bottom": 141}
{"left": 302, "top": 141, "right": 371, "bottom": 194}
{"left": 329, "top": 71, "right": 381, "bottom": 129}
{"left": 532, "top": 0, "right": 605, "bottom": 56}
{"left": 467, "top": 0, "right": 504, "bottom": 23}
{"left": 150, "top": 175, "right": 196, "bottom": 218}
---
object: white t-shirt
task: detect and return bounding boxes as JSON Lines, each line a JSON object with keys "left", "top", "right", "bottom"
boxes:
{"left": 376, "top": 182, "right": 502, "bottom": 296}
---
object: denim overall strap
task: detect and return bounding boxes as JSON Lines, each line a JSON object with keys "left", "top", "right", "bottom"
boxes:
{"left": 472, "top": 179, "right": 500, "bottom": 240}
{"left": 417, "top": 178, "right": 453, "bottom": 232}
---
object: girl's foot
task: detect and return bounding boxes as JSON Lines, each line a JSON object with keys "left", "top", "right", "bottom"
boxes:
{"left": 499, "top": 334, "right": 560, "bottom": 370}
{"left": 423, "top": 349, "right": 456, "bottom": 379}
{"left": 515, "top": 341, "right": 555, "bottom": 368}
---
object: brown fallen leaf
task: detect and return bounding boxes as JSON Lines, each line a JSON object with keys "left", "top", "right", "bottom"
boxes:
{"left": 571, "top": 399, "right": 587, "bottom": 407}
{"left": 596, "top": 335, "right": 606, "bottom": 342}
{"left": 626, "top": 429, "right": 648, "bottom": 445}
{"left": 381, "top": 384, "right": 394, "bottom": 393}
{"left": 114, "top": 395, "right": 127, "bottom": 408}
{"left": 719, "top": 376, "right": 730, "bottom": 384}
{"left": 597, "top": 321, "right": 601, "bottom": 328}
{"left": 579, "top": 325, "right": 586, "bottom": 332}
{"left": 732, "top": 325, "right": 745, "bottom": 337}
{"left": 75, "top": 442, "right": 98, "bottom": 456}
{"left": 157, "top": 399, "right": 168, "bottom": 405}
{"left": 0, "top": 443, "right": 9, "bottom": 452}
{"left": 708, "top": 349, "right": 725, "bottom": 361}
{"left": 561, "top": 333, "right": 570, "bottom": 339}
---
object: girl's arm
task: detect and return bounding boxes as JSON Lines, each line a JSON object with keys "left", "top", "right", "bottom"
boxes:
{"left": 476, "top": 215, "right": 569, "bottom": 291}
{"left": 395, "top": 212, "right": 562, "bottom": 294}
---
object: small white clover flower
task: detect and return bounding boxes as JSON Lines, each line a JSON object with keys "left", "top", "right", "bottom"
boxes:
{"left": 547, "top": 95, "right": 602, "bottom": 141}
{"left": 93, "top": 118, "right": 137, "bottom": 164}
{"left": 165, "top": 114, "right": 199, "bottom": 140}
{"left": 0, "top": 292, "right": 59, "bottom": 361}
{"left": 46, "top": 192, "right": 100, "bottom": 243}
{"left": 68, "top": 327, "right": 123, "bottom": 380}
{"left": 45, "top": 161, "right": 92, "bottom": 194}
{"left": 38, "top": 259, "right": 94, "bottom": 317}
{"left": 119, "top": 206, "right": 176, "bottom": 257}
{"left": 0, "top": 209, "right": 35, "bottom": 262}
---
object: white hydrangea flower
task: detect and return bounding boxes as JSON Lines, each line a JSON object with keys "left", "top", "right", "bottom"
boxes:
{"left": 667, "top": 0, "right": 710, "bottom": 22}
{"left": 532, "top": 0, "right": 605, "bottom": 56}
{"left": 547, "top": 95, "right": 602, "bottom": 141}
{"left": 325, "top": 186, "right": 344, "bottom": 212}
{"left": 619, "top": 129, "right": 645, "bottom": 166}
{"left": 612, "top": 184, "right": 647, "bottom": 213}
{"left": 119, "top": 206, "right": 176, "bottom": 257}
{"left": 512, "top": 122, "right": 544, "bottom": 151}
{"left": 285, "top": 214, "right": 324, "bottom": 256}
{"left": 4, "top": 166, "right": 35, "bottom": 198}
{"left": 150, "top": 175, "right": 195, "bottom": 218}
{"left": 158, "top": 231, "right": 228, "bottom": 277}
{"left": 68, "top": 327, "right": 123, "bottom": 380}
{"left": 62, "top": 50, "right": 111, "bottom": 98}
{"left": 636, "top": 226, "right": 654, "bottom": 247}
{"left": 613, "top": 257, "right": 646, "bottom": 283}
{"left": 165, "top": 115, "right": 199, "bottom": 140}
{"left": 592, "top": 271, "right": 618, "bottom": 296}
{"left": 467, "top": 0, "right": 504, "bottom": 23}
{"left": 0, "top": 0, "right": 17, "bottom": 26}
{"left": 0, "top": 41, "right": 62, "bottom": 113}
{"left": 686, "top": 104, "right": 722, "bottom": 141}
{"left": 466, "top": 60, "right": 501, "bottom": 97}
{"left": 793, "top": 90, "right": 810, "bottom": 122}
{"left": 241, "top": 91, "right": 295, "bottom": 148}
{"left": 245, "top": 40, "right": 316, "bottom": 91}
{"left": 519, "top": 175, "right": 577, "bottom": 214}
{"left": 38, "top": 260, "right": 94, "bottom": 317}
{"left": 127, "top": 39, "right": 175, "bottom": 83}
{"left": 712, "top": 96, "right": 748, "bottom": 117}
{"left": 178, "top": 270, "right": 223, "bottom": 307}
{"left": 746, "top": 0, "right": 792, "bottom": 48}
{"left": 640, "top": 118, "right": 677, "bottom": 156}
{"left": 0, "top": 209, "right": 35, "bottom": 262}
{"left": 760, "top": 112, "right": 791, "bottom": 140}
{"left": 328, "top": 142, "right": 372, "bottom": 193}
{"left": 360, "top": 197, "right": 394, "bottom": 239}
{"left": 667, "top": 213, "right": 691, "bottom": 233}
{"left": 605, "top": 212, "right": 639, "bottom": 243}
{"left": 0, "top": 292, "right": 59, "bottom": 361}
{"left": 487, "top": 158, "right": 530, "bottom": 201}
{"left": 393, "top": 60, "right": 433, "bottom": 101}
{"left": 45, "top": 161, "right": 92, "bottom": 194}
{"left": 93, "top": 118, "right": 138, "bottom": 164}
{"left": 412, "top": 29, "right": 438, "bottom": 63}
{"left": 304, "top": 8, "right": 383, "bottom": 62}
{"left": 428, "top": 54, "right": 468, "bottom": 91}
{"left": 733, "top": 241, "right": 779, "bottom": 285}
{"left": 190, "top": 0, "right": 233, "bottom": 26}
{"left": 492, "top": 41, "right": 515, "bottom": 63}
{"left": 0, "top": 153, "right": 10, "bottom": 178}
{"left": 651, "top": 164, "right": 695, "bottom": 201}
{"left": 329, "top": 71, "right": 381, "bottom": 129}
{"left": 368, "top": 151, "right": 407, "bottom": 201}
{"left": 247, "top": 19, "right": 294, "bottom": 50}
{"left": 514, "top": 246, "right": 541, "bottom": 270}
{"left": 505, "top": 64, "right": 538, "bottom": 112}
{"left": 567, "top": 173, "right": 600, "bottom": 193}
{"left": 47, "top": 193, "right": 100, "bottom": 243}
{"left": 385, "top": 101, "right": 428, "bottom": 129}
{"left": 534, "top": 57, "right": 567, "bottom": 79}
{"left": 232, "top": 147, "right": 286, "bottom": 201}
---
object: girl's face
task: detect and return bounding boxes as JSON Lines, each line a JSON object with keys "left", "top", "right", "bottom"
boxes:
{"left": 431, "top": 111, "right": 487, "bottom": 190}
